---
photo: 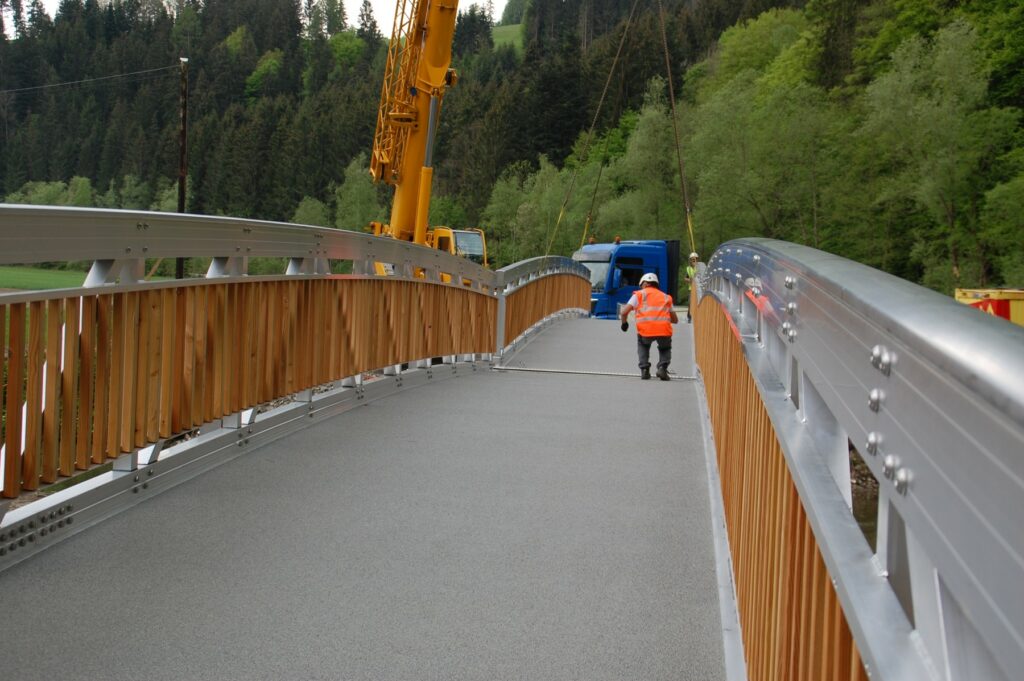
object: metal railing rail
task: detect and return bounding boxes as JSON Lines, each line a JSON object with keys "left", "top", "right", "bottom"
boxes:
{"left": 0, "top": 204, "right": 493, "bottom": 289}
{"left": 696, "top": 238, "right": 1024, "bottom": 681}
{"left": 0, "top": 205, "right": 588, "bottom": 569}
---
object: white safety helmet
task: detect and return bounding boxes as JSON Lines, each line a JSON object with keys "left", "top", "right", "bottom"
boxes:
{"left": 639, "top": 272, "right": 660, "bottom": 285}
{"left": 689, "top": 252, "right": 699, "bottom": 260}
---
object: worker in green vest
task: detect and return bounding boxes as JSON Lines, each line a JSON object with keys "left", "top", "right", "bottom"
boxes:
{"left": 685, "top": 252, "right": 698, "bottom": 323}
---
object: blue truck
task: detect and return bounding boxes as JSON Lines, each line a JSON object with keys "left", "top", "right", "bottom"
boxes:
{"left": 572, "top": 239, "right": 681, "bottom": 319}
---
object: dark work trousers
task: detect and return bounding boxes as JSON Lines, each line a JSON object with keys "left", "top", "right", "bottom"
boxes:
{"left": 637, "top": 335, "right": 672, "bottom": 370}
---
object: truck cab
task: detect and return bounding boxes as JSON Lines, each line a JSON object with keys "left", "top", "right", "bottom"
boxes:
{"left": 572, "top": 240, "right": 680, "bottom": 319}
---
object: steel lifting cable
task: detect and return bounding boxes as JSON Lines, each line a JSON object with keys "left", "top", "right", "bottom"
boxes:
{"left": 543, "top": 0, "right": 644, "bottom": 256}
{"left": 579, "top": 137, "right": 609, "bottom": 249}
{"left": 656, "top": 0, "right": 697, "bottom": 255}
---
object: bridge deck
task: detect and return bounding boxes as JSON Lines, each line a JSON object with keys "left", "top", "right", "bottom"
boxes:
{"left": 0, "top": 319, "right": 726, "bottom": 680}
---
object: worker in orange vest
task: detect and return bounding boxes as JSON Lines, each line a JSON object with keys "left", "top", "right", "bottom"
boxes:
{"left": 619, "top": 272, "right": 679, "bottom": 380}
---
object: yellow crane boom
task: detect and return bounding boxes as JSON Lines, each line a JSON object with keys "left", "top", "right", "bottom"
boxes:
{"left": 370, "top": 0, "right": 459, "bottom": 247}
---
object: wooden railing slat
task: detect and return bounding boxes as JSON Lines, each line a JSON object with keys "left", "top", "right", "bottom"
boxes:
{"left": 23, "top": 302, "right": 45, "bottom": 490}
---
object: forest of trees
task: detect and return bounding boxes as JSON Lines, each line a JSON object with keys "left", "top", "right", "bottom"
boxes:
{"left": 1, "top": 0, "right": 1022, "bottom": 293}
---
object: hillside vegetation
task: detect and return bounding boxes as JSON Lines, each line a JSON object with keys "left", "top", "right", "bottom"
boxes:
{"left": 1, "top": 0, "right": 1021, "bottom": 292}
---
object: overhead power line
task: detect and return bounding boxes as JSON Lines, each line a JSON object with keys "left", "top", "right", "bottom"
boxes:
{"left": 0, "top": 65, "right": 179, "bottom": 96}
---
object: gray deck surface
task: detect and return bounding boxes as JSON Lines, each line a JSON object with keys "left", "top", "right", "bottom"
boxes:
{"left": 0, "top": 318, "right": 724, "bottom": 680}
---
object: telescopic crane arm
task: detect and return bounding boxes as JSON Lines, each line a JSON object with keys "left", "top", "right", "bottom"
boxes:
{"left": 370, "top": 0, "right": 459, "bottom": 246}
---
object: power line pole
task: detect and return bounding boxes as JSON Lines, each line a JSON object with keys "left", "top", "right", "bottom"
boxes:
{"left": 176, "top": 57, "right": 189, "bottom": 280}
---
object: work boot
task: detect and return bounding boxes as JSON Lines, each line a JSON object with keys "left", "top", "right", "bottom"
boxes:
{"left": 641, "top": 367, "right": 651, "bottom": 380}
{"left": 657, "top": 367, "right": 670, "bottom": 381}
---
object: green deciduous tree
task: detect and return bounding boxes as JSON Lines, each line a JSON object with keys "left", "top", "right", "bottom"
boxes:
{"left": 335, "top": 152, "right": 385, "bottom": 231}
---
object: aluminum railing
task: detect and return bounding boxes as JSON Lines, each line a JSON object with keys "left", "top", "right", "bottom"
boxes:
{"left": 0, "top": 205, "right": 588, "bottom": 569}
{"left": 695, "top": 238, "right": 1024, "bottom": 681}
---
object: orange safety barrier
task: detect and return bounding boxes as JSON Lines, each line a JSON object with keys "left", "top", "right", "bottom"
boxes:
{"left": 695, "top": 295, "right": 869, "bottom": 681}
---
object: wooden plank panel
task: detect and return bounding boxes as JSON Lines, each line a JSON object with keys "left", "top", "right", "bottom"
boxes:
{"left": 59, "top": 297, "right": 80, "bottom": 474}
{"left": 192, "top": 286, "right": 207, "bottom": 427}
{"left": 22, "top": 302, "right": 45, "bottom": 490}
{"left": 284, "top": 281, "right": 297, "bottom": 392}
{"left": 4, "top": 304, "right": 25, "bottom": 496}
{"left": 75, "top": 296, "right": 96, "bottom": 469}
{"left": 92, "top": 295, "right": 111, "bottom": 464}
{"left": 159, "top": 288, "right": 175, "bottom": 438}
{"left": 42, "top": 299, "right": 63, "bottom": 478}
{"left": 171, "top": 287, "right": 189, "bottom": 433}
{"left": 243, "top": 284, "right": 258, "bottom": 408}
{"left": 0, "top": 305, "right": 4, "bottom": 453}
{"left": 228, "top": 284, "right": 242, "bottom": 413}
{"left": 144, "top": 289, "right": 162, "bottom": 443}
{"left": 133, "top": 290, "right": 152, "bottom": 449}
{"left": 264, "top": 283, "right": 280, "bottom": 402}
{"left": 105, "top": 294, "right": 125, "bottom": 458}
{"left": 119, "top": 292, "right": 139, "bottom": 453}
{"left": 180, "top": 287, "right": 197, "bottom": 429}
{"left": 210, "top": 284, "right": 225, "bottom": 419}
{"left": 255, "top": 283, "right": 270, "bottom": 404}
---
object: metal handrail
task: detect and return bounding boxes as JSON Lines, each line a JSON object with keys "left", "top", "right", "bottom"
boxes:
{"left": 497, "top": 255, "right": 590, "bottom": 293}
{"left": 0, "top": 205, "right": 591, "bottom": 298}
{"left": 700, "top": 238, "right": 1024, "bottom": 681}
{"left": 0, "top": 204, "right": 494, "bottom": 289}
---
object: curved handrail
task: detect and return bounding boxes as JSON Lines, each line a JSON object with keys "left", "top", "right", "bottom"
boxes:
{"left": 0, "top": 204, "right": 494, "bottom": 289}
{"left": 699, "top": 238, "right": 1024, "bottom": 681}
{"left": 497, "top": 255, "right": 590, "bottom": 293}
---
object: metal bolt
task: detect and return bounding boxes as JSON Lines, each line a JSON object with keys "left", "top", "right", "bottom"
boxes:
{"left": 147, "top": 470, "right": 154, "bottom": 477}
{"left": 133, "top": 475, "right": 139, "bottom": 483}
{"left": 787, "top": 328, "right": 797, "bottom": 342}
{"left": 753, "top": 255, "right": 761, "bottom": 264}
{"left": 142, "top": 483, "right": 149, "bottom": 490}
{"left": 786, "top": 302, "right": 797, "bottom": 315}
{"left": 895, "top": 467, "right": 913, "bottom": 495}
{"left": 866, "top": 432, "right": 882, "bottom": 455}
{"left": 883, "top": 454, "right": 900, "bottom": 479}
{"left": 870, "top": 345, "right": 894, "bottom": 374}
{"left": 868, "top": 388, "right": 885, "bottom": 412}
{"left": 878, "top": 350, "right": 892, "bottom": 376}
{"left": 782, "top": 321, "right": 792, "bottom": 332}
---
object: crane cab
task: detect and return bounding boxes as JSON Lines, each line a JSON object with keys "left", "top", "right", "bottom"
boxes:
{"left": 430, "top": 227, "right": 488, "bottom": 268}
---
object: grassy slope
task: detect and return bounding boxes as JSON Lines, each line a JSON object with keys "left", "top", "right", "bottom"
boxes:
{"left": 493, "top": 23, "right": 523, "bottom": 51}
{"left": 0, "top": 266, "right": 86, "bottom": 291}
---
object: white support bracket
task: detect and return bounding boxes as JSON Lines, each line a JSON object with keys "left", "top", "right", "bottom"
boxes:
{"left": 85, "top": 259, "right": 146, "bottom": 287}
{"left": 207, "top": 256, "right": 248, "bottom": 278}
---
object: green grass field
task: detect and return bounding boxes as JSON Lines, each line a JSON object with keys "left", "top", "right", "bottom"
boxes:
{"left": 0, "top": 265, "right": 86, "bottom": 291}
{"left": 493, "top": 23, "right": 523, "bottom": 52}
